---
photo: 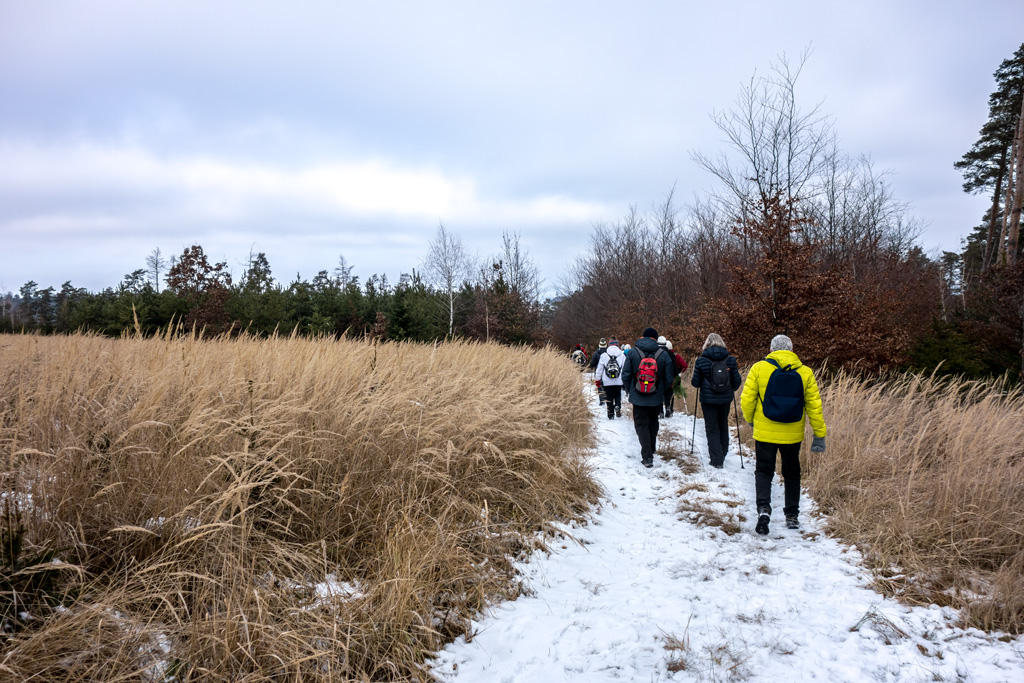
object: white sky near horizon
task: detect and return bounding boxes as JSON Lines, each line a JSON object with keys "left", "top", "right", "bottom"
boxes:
{"left": 0, "top": 1, "right": 1021, "bottom": 296}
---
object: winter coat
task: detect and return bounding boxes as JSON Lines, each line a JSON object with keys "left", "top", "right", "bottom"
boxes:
{"left": 672, "top": 352, "right": 688, "bottom": 374}
{"left": 589, "top": 346, "right": 607, "bottom": 370}
{"left": 621, "top": 336, "right": 673, "bottom": 407}
{"left": 690, "top": 345, "right": 741, "bottom": 405}
{"left": 595, "top": 345, "right": 625, "bottom": 386}
{"left": 740, "top": 349, "right": 827, "bottom": 445}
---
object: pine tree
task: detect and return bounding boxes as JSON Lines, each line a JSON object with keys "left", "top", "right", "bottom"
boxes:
{"left": 955, "top": 43, "right": 1024, "bottom": 271}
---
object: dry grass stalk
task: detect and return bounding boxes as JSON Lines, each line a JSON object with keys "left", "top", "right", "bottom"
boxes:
{"left": 800, "top": 370, "right": 1024, "bottom": 633}
{"left": 0, "top": 332, "right": 598, "bottom": 681}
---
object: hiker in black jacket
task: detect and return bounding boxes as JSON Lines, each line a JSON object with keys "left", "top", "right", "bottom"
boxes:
{"left": 690, "top": 333, "right": 742, "bottom": 468}
{"left": 589, "top": 338, "right": 608, "bottom": 405}
{"left": 621, "top": 327, "right": 673, "bottom": 468}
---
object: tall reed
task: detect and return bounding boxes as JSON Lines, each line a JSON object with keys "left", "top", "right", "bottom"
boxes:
{"left": 0, "top": 332, "right": 598, "bottom": 681}
{"left": 802, "top": 371, "right": 1024, "bottom": 632}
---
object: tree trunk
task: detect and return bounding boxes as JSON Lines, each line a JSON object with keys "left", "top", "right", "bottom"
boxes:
{"left": 984, "top": 148, "right": 1008, "bottom": 271}
{"left": 998, "top": 131, "right": 1018, "bottom": 266}
{"left": 1006, "top": 95, "right": 1024, "bottom": 266}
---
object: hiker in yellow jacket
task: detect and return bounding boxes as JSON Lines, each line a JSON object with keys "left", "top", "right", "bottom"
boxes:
{"left": 741, "top": 334, "right": 827, "bottom": 536}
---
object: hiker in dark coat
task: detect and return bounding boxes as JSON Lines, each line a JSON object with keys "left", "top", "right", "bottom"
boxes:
{"left": 657, "top": 336, "right": 676, "bottom": 418}
{"left": 690, "top": 333, "right": 742, "bottom": 469}
{"left": 621, "top": 327, "right": 673, "bottom": 468}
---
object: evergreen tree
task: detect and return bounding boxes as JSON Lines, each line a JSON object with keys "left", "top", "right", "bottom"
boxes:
{"left": 956, "top": 43, "right": 1024, "bottom": 271}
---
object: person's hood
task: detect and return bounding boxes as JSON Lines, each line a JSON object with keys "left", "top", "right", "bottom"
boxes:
{"left": 606, "top": 345, "right": 623, "bottom": 359}
{"left": 702, "top": 345, "right": 729, "bottom": 362}
{"left": 635, "top": 336, "right": 660, "bottom": 354}
{"left": 766, "top": 349, "right": 803, "bottom": 369}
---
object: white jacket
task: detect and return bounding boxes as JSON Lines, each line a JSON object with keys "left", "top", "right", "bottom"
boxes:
{"left": 596, "top": 345, "right": 625, "bottom": 386}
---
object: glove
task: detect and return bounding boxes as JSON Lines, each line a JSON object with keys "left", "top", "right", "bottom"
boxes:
{"left": 595, "top": 380, "right": 602, "bottom": 388}
{"left": 811, "top": 436, "right": 826, "bottom": 453}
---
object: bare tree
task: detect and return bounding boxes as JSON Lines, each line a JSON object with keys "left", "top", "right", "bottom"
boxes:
{"left": 500, "top": 230, "right": 541, "bottom": 303}
{"left": 423, "top": 222, "right": 471, "bottom": 338}
{"left": 145, "top": 247, "right": 166, "bottom": 292}
{"left": 334, "top": 253, "right": 357, "bottom": 289}
{"left": 692, "top": 48, "right": 836, "bottom": 226}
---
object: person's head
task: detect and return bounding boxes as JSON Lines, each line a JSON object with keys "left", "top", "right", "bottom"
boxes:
{"left": 703, "top": 333, "right": 725, "bottom": 351}
{"left": 666, "top": 340, "right": 673, "bottom": 350}
{"left": 609, "top": 338, "right": 619, "bottom": 346}
{"left": 623, "top": 344, "right": 631, "bottom": 351}
{"left": 770, "top": 334, "right": 793, "bottom": 352}
{"left": 599, "top": 338, "right": 607, "bottom": 348}
{"left": 657, "top": 335, "right": 667, "bottom": 346}
{"left": 642, "top": 327, "right": 658, "bottom": 339}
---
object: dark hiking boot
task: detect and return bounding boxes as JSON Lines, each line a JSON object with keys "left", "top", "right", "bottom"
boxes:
{"left": 608, "top": 413, "right": 615, "bottom": 420}
{"left": 785, "top": 516, "right": 800, "bottom": 530}
{"left": 615, "top": 408, "right": 622, "bottom": 418}
{"left": 755, "top": 515, "right": 770, "bottom": 535}
{"left": 642, "top": 458, "right": 653, "bottom": 468}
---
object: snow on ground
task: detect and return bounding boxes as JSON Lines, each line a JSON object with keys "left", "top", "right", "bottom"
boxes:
{"left": 431, "top": 389, "right": 1024, "bottom": 682}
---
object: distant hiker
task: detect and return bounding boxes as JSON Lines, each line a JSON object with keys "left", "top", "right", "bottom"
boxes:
{"left": 596, "top": 338, "right": 625, "bottom": 419}
{"left": 657, "top": 336, "right": 677, "bottom": 418}
{"left": 740, "top": 334, "right": 827, "bottom": 535}
{"left": 590, "top": 338, "right": 609, "bottom": 405}
{"left": 690, "top": 333, "right": 742, "bottom": 469}
{"left": 571, "top": 344, "right": 588, "bottom": 368}
{"left": 621, "top": 327, "right": 673, "bottom": 468}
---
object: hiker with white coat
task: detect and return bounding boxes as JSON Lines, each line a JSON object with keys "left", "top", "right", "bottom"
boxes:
{"left": 595, "top": 338, "right": 625, "bottom": 419}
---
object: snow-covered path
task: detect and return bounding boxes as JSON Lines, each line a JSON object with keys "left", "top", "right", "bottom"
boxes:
{"left": 431, "top": 391, "right": 1024, "bottom": 682}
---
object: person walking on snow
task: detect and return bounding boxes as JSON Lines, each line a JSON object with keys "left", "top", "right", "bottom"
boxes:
{"left": 570, "top": 344, "right": 588, "bottom": 369}
{"left": 657, "top": 336, "right": 677, "bottom": 418}
{"left": 740, "top": 334, "right": 827, "bottom": 535}
{"left": 666, "top": 340, "right": 687, "bottom": 414}
{"left": 595, "top": 338, "right": 625, "bottom": 419}
{"left": 621, "top": 327, "right": 673, "bottom": 468}
{"left": 690, "top": 333, "right": 742, "bottom": 469}
{"left": 590, "top": 338, "right": 609, "bottom": 405}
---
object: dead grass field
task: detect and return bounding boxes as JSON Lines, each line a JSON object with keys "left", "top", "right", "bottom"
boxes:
{"left": 800, "top": 371, "right": 1024, "bottom": 633}
{"left": 0, "top": 332, "right": 598, "bottom": 681}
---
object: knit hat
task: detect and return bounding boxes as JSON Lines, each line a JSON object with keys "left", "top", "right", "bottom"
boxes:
{"left": 598, "top": 338, "right": 607, "bottom": 348}
{"left": 666, "top": 340, "right": 673, "bottom": 350}
{"left": 609, "top": 338, "right": 619, "bottom": 346}
{"left": 657, "top": 335, "right": 667, "bottom": 346}
{"left": 642, "top": 327, "right": 658, "bottom": 339}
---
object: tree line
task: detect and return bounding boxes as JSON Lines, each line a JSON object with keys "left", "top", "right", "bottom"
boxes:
{"left": 552, "top": 49, "right": 1023, "bottom": 381}
{"left": 2, "top": 230, "right": 546, "bottom": 346}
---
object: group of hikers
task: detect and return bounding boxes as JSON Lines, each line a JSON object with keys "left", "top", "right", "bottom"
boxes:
{"left": 573, "top": 328, "right": 827, "bottom": 536}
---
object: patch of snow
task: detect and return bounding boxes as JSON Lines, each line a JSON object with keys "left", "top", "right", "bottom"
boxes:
{"left": 431, "top": 386, "right": 1024, "bottom": 682}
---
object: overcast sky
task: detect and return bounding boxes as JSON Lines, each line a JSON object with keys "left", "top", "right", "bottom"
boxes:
{"left": 1, "top": 1, "right": 1021, "bottom": 295}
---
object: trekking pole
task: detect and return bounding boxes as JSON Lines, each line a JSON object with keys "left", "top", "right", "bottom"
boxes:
{"left": 733, "top": 394, "right": 745, "bottom": 469}
{"left": 689, "top": 387, "right": 699, "bottom": 459}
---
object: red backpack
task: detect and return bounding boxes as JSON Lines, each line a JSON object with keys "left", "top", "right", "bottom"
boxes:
{"left": 635, "top": 349, "right": 664, "bottom": 394}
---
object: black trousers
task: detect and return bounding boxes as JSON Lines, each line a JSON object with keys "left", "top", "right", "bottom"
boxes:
{"left": 701, "top": 402, "right": 731, "bottom": 467}
{"left": 754, "top": 440, "right": 802, "bottom": 518}
{"left": 632, "top": 405, "right": 660, "bottom": 462}
{"left": 604, "top": 385, "right": 622, "bottom": 417}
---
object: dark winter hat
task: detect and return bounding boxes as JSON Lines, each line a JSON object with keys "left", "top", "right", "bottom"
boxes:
{"left": 642, "top": 327, "right": 658, "bottom": 339}
{"left": 598, "top": 338, "right": 607, "bottom": 348}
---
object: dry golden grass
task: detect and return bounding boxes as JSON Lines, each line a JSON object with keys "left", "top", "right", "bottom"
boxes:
{"left": 801, "top": 371, "right": 1024, "bottom": 633}
{"left": 0, "top": 332, "right": 598, "bottom": 681}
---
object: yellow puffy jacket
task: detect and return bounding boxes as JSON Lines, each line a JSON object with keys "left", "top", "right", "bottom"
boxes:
{"left": 740, "top": 350, "right": 827, "bottom": 445}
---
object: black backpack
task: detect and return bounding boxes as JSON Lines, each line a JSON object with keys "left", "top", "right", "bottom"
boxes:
{"left": 709, "top": 358, "right": 731, "bottom": 393}
{"left": 760, "top": 359, "right": 805, "bottom": 423}
{"left": 604, "top": 354, "right": 620, "bottom": 379}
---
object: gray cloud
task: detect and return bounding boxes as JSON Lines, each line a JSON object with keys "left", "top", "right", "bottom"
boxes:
{"left": 0, "top": 0, "right": 1019, "bottom": 291}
